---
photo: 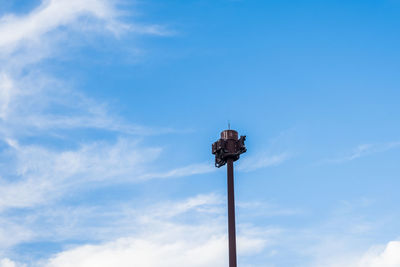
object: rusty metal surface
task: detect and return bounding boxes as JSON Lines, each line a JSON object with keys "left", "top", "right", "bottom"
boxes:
{"left": 221, "top": 130, "right": 238, "bottom": 140}
{"left": 212, "top": 130, "right": 246, "bottom": 168}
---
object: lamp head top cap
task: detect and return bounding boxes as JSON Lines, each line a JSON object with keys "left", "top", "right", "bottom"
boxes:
{"left": 220, "top": 129, "right": 238, "bottom": 140}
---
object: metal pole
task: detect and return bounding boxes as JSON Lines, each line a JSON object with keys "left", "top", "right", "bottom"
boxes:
{"left": 227, "top": 159, "right": 237, "bottom": 267}
{"left": 212, "top": 129, "right": 246, "bottom": 267}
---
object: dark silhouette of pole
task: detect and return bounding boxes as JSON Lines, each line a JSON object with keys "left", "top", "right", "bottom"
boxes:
{"left": 212, "top": 129, "right": 246, "bottom": 267}
{"left": 227, "top": 159, "right": 237, "bottom": 267}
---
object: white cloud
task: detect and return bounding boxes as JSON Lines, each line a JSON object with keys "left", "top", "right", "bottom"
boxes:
{"left": 0, "top": 0, "right": 119, "bottom": 54}
{"left": 0, "top": 137, "right": 164, "bottom": 210}
{"left": 324, "top": 142, "right": 400, "bottom": 163}
{"left": 0, "top": 135, "right": 218, "bottom": 211}
{"left": 314, "top": 241, "right": 400, "bottom": 267}
{"left": 0, "top": 73, "right": 13, "bottom": 120}
{"left": 0, "top": 194, "right": 275, "bottom": 267}
{"left": 0, "top": 2, "right": 276, "bottom": 266}
{"left": 237, "top": 153, "right": 289, "bottom": 172}
{"left": 237, "top": 201, "right": 303, "bottom": 217}
{"left": 357, "top": 241, "right": 400, "bottom": 267}
{"left": 139, "top": 162, "right": 215, "bottom": 180}
{"left": 0, "top": 258, "right": 25, "bottom": 267}
{"left": 0, "top": 0, "right": 169, "bottom": 133}
{"left": 0, "top": 0, "right": 169, "bottom": 71}
{"left": 38, "top": 194, "right": 269, "bottom": 267}
{"left": 0, "top": 0, "right": 125, "bottom": 74}
{"left": 0, "top": 218, "right": 33, "bottom": 252}
{"left": 0, "top": 0, "right": 179, "bottom": 213}
{"left": 0, "top": 71, "right": 175, "bottom": 138}
{"left": 45, "top": 236, "right": 227, "bottom": 267}
{"left": 44, "top": 235, "right": 266, "bottom": 267}
{"left": 141, "top": 193, "right": 224, "bottom": 219}
{"left": 277, "top": 199, "right": 400, "bottom": 267}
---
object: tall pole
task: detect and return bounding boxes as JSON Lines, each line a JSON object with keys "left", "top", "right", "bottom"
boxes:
{"left": 227, "top": 159, "right": 237, "bottom": 267}
{"left": 212, "top": 129, "right": 246, "bottom": 267}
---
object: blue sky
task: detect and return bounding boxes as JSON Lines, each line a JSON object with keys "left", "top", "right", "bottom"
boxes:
{"left": 0, "top": 0, "right": 400, "bottom": 266}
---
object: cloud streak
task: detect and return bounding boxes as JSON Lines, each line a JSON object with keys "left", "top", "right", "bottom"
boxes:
{"left": 0, "top": 0, "right": 182, "bottom": 215}
{"left": 324, "top": 142, "right": 400, "bottom": 164}
{"left": 0, "top": 194, "right": 274, "bottom": 267}
{"left": 237, "top": 152, "right": 290, "bottom": 172}
{"left": 41, "top": 195, "right": 269, "bottom": 267}
{"left": 0, "top": 0, "right": 115, "bottom": 50}
{"left": 0, "top": 0, "right": 168, "bottom": 56}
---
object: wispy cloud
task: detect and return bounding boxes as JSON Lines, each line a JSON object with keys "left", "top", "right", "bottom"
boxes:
{"left": 0, "top": 0, "right": 168, "bottom": 56}
{"left": 0, "top": 194, "right": 275, "bottom": 267}
{"left": 0, "top": 0, "right": 171, "bottom": 139}
{"left": 0, "top": 0, "right": 183, "bottom": 215}
{"left": 0, "top": 72, "right": 177, "bottom": 139}
{"left": 0, "top": 2, "right": 292, "bottom": 266}
{"left": 323, "top": 142, "right": 400, "bottom": 164}
{"left": 0, "top": 137, "right": 217, "bottom": 211}
{"left": 139, "top": 162, "right": 215, "bottom": 181}
{"left": 237, "top": 153, "right": 290, "bottom": 172}
{"left": 2, "top": 193, "right": 394, "bottom": 267}
{"left": 271, "top": 197, "right": 400, "bottom": 267}
{"left": 237, "top": 201, "right": 303, "bottom": 217}
{"left": 0, "top": 0, "right": 121, "bottom": 74}
{"left": 308, "top": 239, "right": 400, "bottom": 267}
